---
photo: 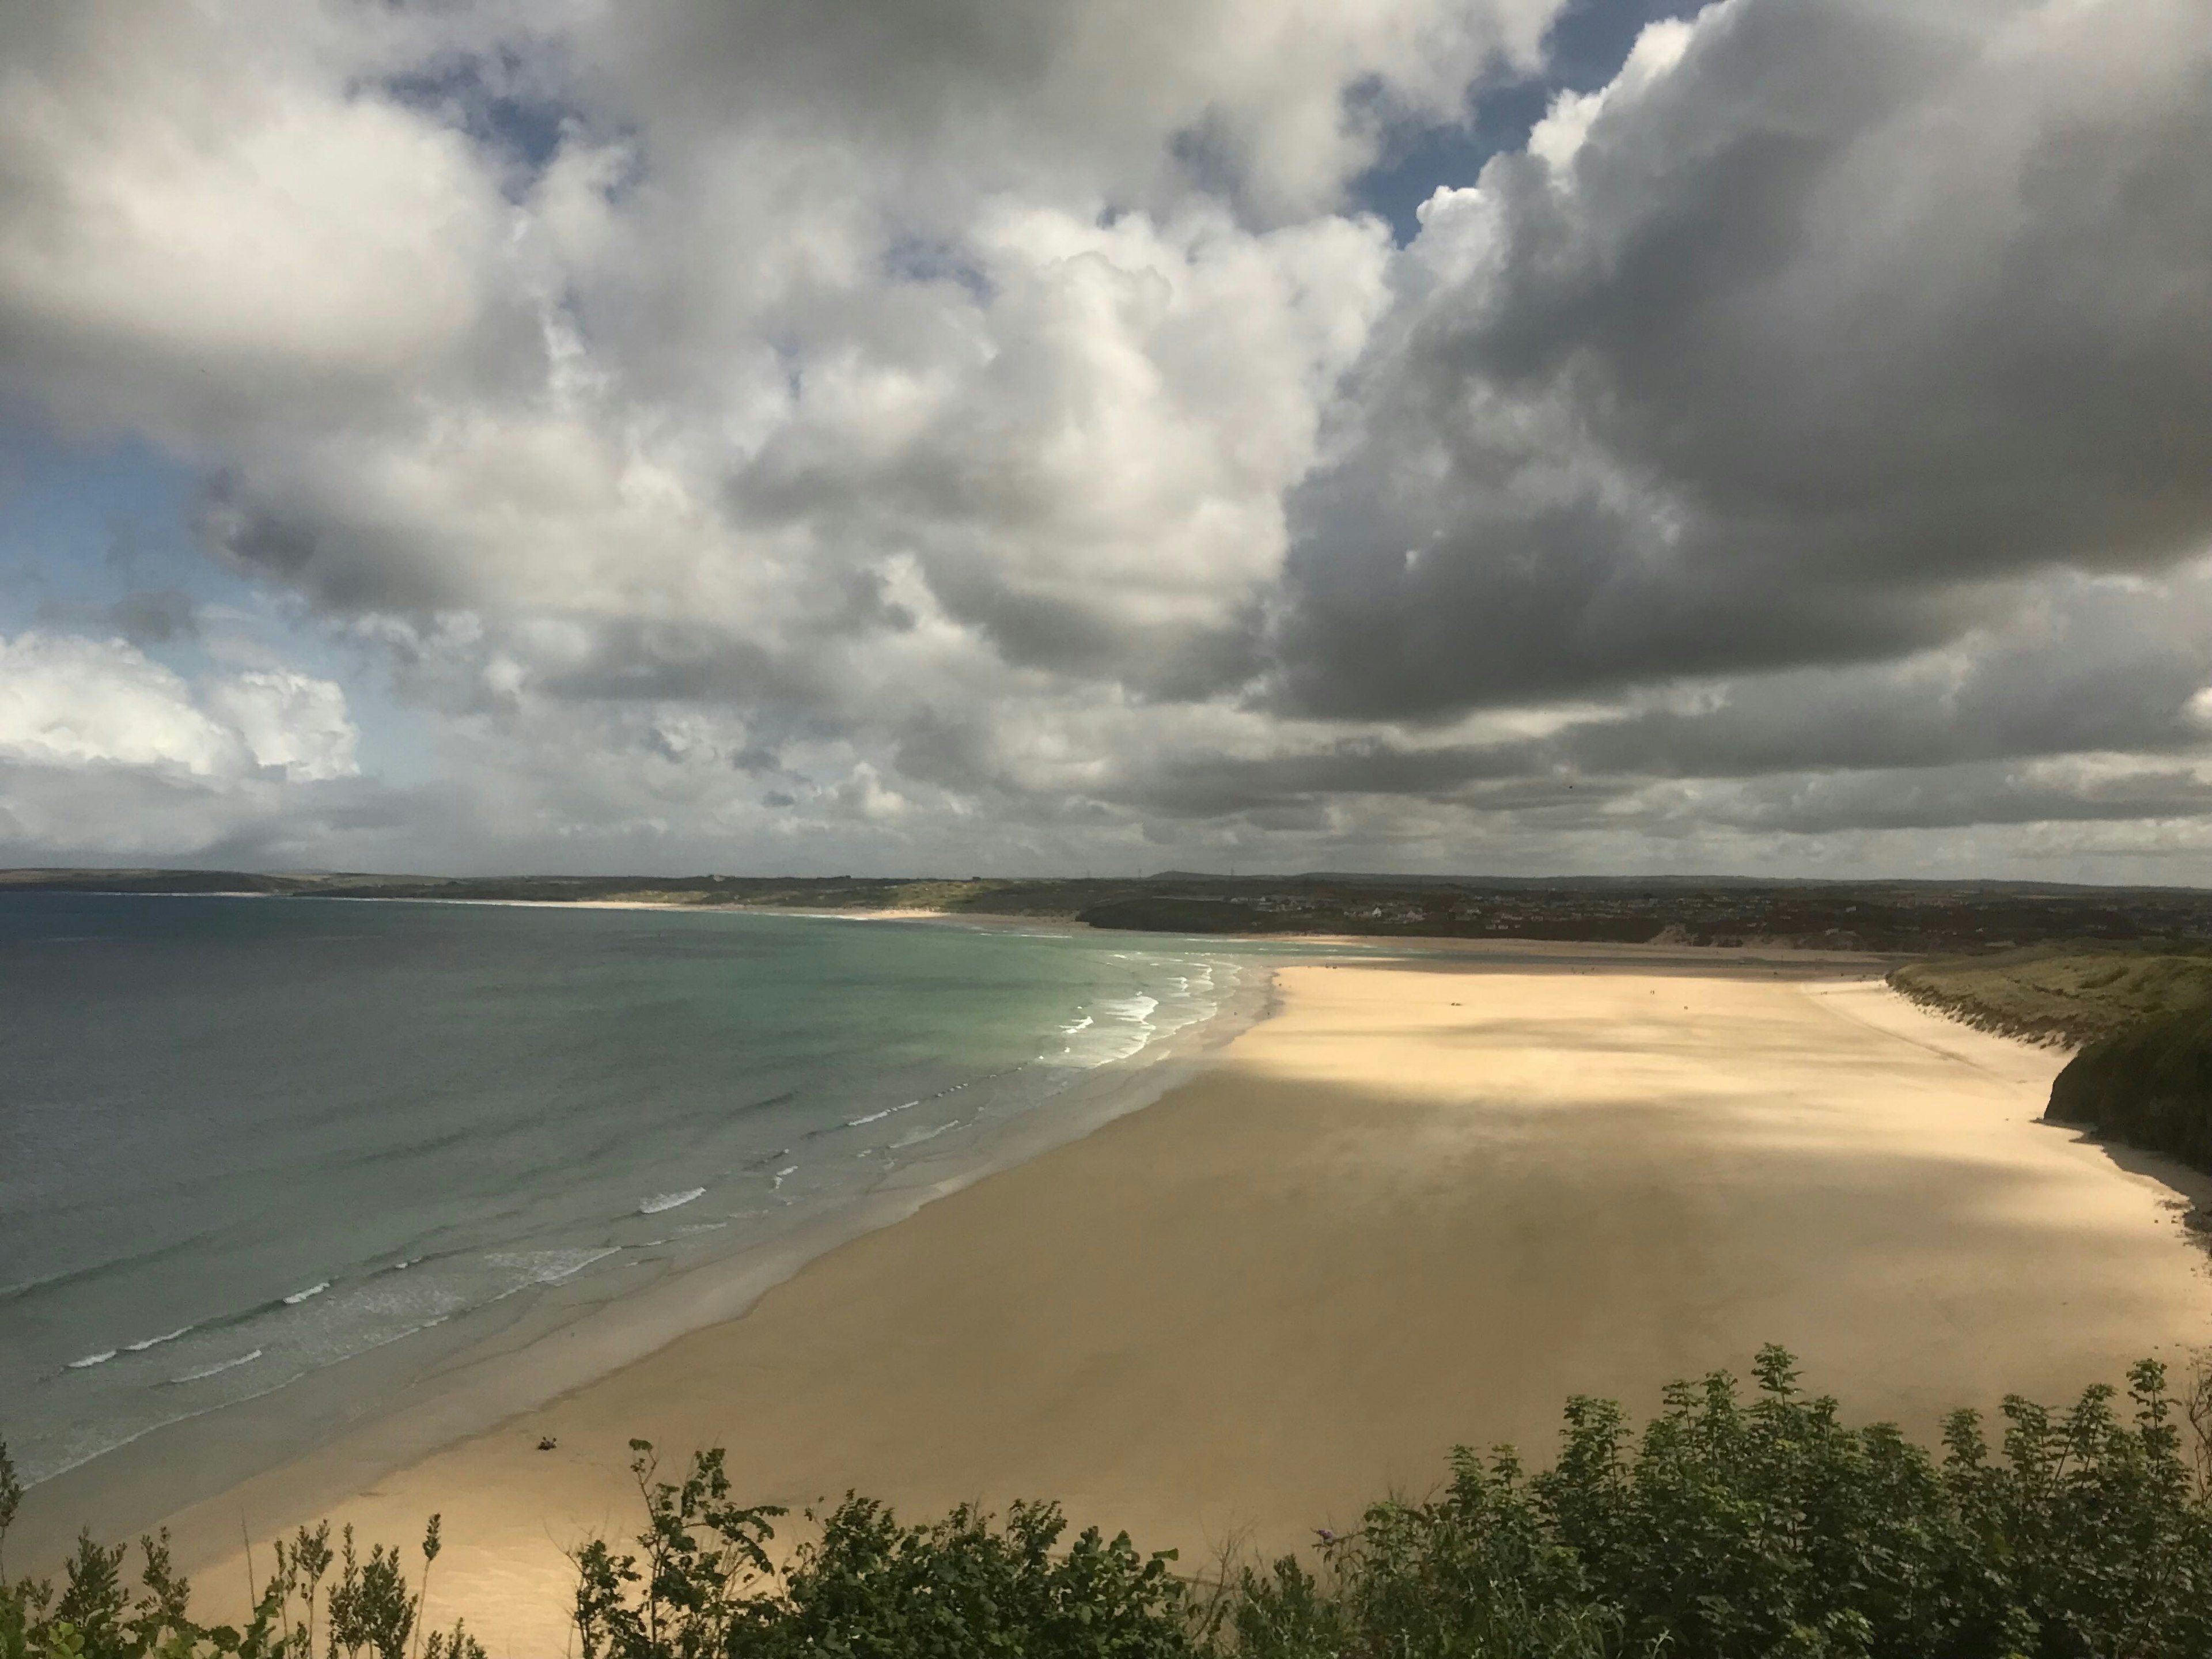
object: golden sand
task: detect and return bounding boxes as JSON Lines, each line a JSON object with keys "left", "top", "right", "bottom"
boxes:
{"left": 166, "top": 964, "right": 2212, "bottom": 1650}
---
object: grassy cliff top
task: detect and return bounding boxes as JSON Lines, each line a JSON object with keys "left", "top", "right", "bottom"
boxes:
{"left": 1889, "top": 945, "right": 2212, "bottom": 1046}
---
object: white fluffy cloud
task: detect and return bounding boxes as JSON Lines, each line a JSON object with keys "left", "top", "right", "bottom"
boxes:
{"left": 0, "top": 633, "right": 359, "bottom": 856}
{"left": 0, "top": 635, "right": 245, "bottom": 776}
{"left": 2, "top": 0, "right": 2210, "bottom": 877}
{"left": 202, "top": 671, "right": 361, "bottom": 784}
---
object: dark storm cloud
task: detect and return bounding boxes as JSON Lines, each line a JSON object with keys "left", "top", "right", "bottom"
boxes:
{"left": 1102, "top": 736, "right": 1551, "bottom": 819}
{"left": 1055, "top": 562, "right": 2212, "bottom": 831}
{"left": 1705, "top": 762, "right": 2212, "bottom": 838}
{"left": 1564, "top": 575, "right": 2212, "bottom": 779}
{"left": 1278, "top": 0, "right": 2212, "bottom": 721}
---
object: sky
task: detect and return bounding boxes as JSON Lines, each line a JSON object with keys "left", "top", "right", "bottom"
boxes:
{"left": 2, "top": 0, "right": 2210, "bottom": 882}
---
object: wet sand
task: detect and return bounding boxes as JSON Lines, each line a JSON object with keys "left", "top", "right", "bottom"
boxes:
{"left": 158, "top": 962, "right": 2212, "bottom": 1650}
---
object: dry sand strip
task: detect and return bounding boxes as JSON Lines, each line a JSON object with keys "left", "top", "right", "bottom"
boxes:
{"left": 167, "top": 963, "right": 2212, "bottom": 1652}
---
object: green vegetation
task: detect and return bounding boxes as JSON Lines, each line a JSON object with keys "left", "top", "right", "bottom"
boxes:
{"left": 2048, "top": 1001, "right": 2212, "bottom": 1175}
{"left": 12, "top": 1351, "right": 2212, "bottom": 1657}
{"left": 1890, "top": 946, "right": 2212, "bottom": 1176}
{"left": 1889, "top": 946, "right": 2212, "bottom": 1047}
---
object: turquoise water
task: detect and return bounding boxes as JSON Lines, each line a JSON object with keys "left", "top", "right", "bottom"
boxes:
{"left": 0, "top": 895, "right": 1274, "bottom": 1487}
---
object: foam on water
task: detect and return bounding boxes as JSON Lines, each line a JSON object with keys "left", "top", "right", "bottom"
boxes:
{"left": 171, "top": 1350, "right": 262, "bottom": 1384}
{"left": 892, "top": 1120, "right": 959, "bottom": 1148}
{"left": 487, "top": 1248, "right": 622, "bottom": 1286}
{"left": 846, "top": 1100, "right": 919, "bottom": 1126}
{"left": 1058, "top": 989, "right": 1166, "bottom": 1067}
{"left": 1, "top": 897, "right": 1271, "bottom": 1490}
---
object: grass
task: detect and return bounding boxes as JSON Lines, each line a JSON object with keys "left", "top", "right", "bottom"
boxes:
{"left": 1888, "top": 945, "right": 2212, "bottom": 1047}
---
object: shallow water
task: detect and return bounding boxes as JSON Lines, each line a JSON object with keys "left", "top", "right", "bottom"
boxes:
{"left": 0, "top": 894, "right": 1273, "bottom": 1486}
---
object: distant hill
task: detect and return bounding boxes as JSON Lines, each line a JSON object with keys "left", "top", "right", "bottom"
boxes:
{"left": 9, "top": 867, "right": 2212, "bottom": 956}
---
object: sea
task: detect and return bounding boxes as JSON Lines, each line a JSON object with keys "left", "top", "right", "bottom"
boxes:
{"left": 0, "top": 893, "right": 1291, "bottom": 1496}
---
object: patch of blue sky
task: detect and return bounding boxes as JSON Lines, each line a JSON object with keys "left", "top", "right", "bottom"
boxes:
{"left": 1350, "top": 0, "right": 1710, "bottom": 244}
{"left": 381, "top": 43, "right": 590, "bottom": 202}
{"left": 0, "top": 424, "right": 435, "bottom": 787}
{"left": 0, "top": 428, "right": 225, "bottom": 643}
{"left": 884, "top": 236, "right": 994, "bottom": 305}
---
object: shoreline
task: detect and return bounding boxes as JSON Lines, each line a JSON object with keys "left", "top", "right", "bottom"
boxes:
{"left": 7, "top": 911, "right": 1881, "bottom": 1555}
{"left": 29, "top": 886, "right": 1921, "bottom": 960}
{"left": 3, "top": 944, "right": 1957, "bottom": 1570}
{"left": 135, "top": 956, "right": 2212, "bottom": 1653}
{"left": 9, "top": 948, "right": 1280, "bottom": 1572}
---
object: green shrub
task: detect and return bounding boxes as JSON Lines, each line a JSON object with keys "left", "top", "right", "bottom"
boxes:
{"left": 0, "top": 1443, "right": 479, "bottom": 1659}
{"left": 572, "top": 1439, "right": 1200, "bottom": 1658}
{"left": 1235, "top": 1348, "right": 2212, "bottom": 1659}
{"left": 7, "top": 1350, "right": 2211, "bottom": 1659}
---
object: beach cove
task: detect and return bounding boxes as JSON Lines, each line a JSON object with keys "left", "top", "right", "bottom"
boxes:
{"left": 115, "top": 952, "right": 2212, "bottom": 1653}
{"left": 0, "top": 897, "right": 1290, "bottom": 1558}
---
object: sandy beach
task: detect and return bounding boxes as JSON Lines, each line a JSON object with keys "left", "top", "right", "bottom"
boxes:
{"left": 146, "top": 959, "right": 2212, "bottom": 1650}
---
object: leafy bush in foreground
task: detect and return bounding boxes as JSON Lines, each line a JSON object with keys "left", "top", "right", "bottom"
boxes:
{"left": 7, "top": 1349, "right": 2212, "bottom": 1658}
{"left": 571, "top": 1440, "right": 1196, "bottom": 1658}
{"left": 1237, "top": 1348, "right": 2212, "bottom": 1658}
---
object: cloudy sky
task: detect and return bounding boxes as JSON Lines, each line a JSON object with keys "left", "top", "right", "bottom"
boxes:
{"left": 2, "top": 0, "right": 2209, "bottom": 880}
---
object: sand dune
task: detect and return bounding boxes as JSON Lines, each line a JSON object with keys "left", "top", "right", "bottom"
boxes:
{"left": 164, "top": 963, "right": 2212, "bottom": 1652}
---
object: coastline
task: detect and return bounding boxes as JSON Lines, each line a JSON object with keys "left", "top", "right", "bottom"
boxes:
{"left": 124, "top": 955, "right": 2212, "bottom": 1653}
{"left": 29, "top": 948, "right": 2212, "bottom": 1658}
{"left": 71, "top": 884, "right": 1916, "bottom": 959}
{"left": 8, "top": 945, "right": 1279, "bottom": 1573}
